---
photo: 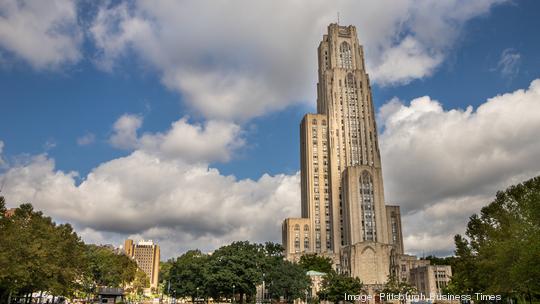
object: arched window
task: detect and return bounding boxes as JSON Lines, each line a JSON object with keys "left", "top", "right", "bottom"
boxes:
{"left": 360, "top": 171, "right": 377, "bottom": 241}
{"left": 294, "top": 224, "right": 301, "bottom": 252}
{"left": 303, "top": 225, "right": 310, "bottom": 250}
{"left": 339, "top": 42, "right": 353, "bottom": 69}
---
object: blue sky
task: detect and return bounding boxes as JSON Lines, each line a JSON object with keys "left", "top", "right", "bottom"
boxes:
{"left": 1, "top": 0, "right": 540, "bottom": 258}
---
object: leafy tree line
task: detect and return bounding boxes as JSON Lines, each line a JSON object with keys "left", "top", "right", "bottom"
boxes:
{"left": 162, "top": 241, "right": 311, "bottom": 304}
{"left": 0, "top": 198, "right": 145, "bottom": 303}
{"left": 446, "top": 176, "right": 540, "bottom": 303}
{"left": 162, "top": 246, "right": 363, "bottom": 304}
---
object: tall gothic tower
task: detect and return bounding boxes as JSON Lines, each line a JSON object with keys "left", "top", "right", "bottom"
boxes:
{"left": 282, "top": 24, "right": 404, "bottom": 286}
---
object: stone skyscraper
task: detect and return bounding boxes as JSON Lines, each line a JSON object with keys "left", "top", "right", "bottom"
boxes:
{"left": 282, "top": 24, "right": 404, "bottom": 286}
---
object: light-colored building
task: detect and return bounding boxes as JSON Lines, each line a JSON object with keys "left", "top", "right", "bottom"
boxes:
{"left": 282, "top": 218, "right": 312, "bottom": 262}
{"left": 124, "top": 239, "right": 160, "bottom": 289}
{"left": 391, "top": 254, "right": 431, "bottom": 284}
{"left": 410, "top": 265, "right": 452, "bottom": 296}
{"left": 282, "top": 23, "right": 405, "bottom": 286}
{"left": 306, "top": 270, "right": 326, "bottom": 299}
{"left": 282, "top": 22, "right": 452, "bottom": 293}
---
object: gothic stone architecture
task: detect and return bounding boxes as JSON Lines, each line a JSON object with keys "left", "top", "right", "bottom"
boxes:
{"left": 282, "top": 23, "right": 406, "bottom": 287}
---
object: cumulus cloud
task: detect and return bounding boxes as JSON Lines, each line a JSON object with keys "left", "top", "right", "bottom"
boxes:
{"left": 0, "top": 0, "right": 82, "bottom": 69}
{"left": 2, "top": 80, "right": 540, "bottom": 258}
{"left": 88, "top": 0, "right": 507, "bottom": 121}
{"left": 370, "top": 37, "right": 443, "bottom": 86}
{"left": 109, "top": 114, "right": 143, "bottom": 150}
{"left": 380, "top": 78, "right": 540, "bottom": 255}
{"left": 1, "top": 151, "right": 300, "bottom": 258}
{"left": 109, "top": 114, "right": 244, "bottom": 163}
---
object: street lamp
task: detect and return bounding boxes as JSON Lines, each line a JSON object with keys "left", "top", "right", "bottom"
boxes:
{"left": 232, "top": 284, "right": 235, "bottom": 304}
{"left": 196, "top": 287, "right": 200, "bottom": 303}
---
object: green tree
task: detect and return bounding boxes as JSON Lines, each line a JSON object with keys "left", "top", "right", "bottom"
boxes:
{"left": 84, "top": 244, "right": 137, "bottom": 289}
{"left": 423, "top": 255, "right": 456, "bottom": 267}
{"left": 158, "top": 259, "right": 174, "bottom": 294}
{"left": 298, "top": 253, "right": 333, "bottom": 273}
{"left": 318, "top": 271, "right": 362, "bottom": 303}
{"left": 0, "top": 202, "right": 88, "bottom": 302}
{"left": 131, "top": 269, "right": 150, "bottom": 297}
{"left": 207, "top": 241, "right": 266, "bottom": 304}
{"left": 382, "top": 275, "right": 416, "bottom": 304}
{"left": 452, "top": 176, "right": 540, "bottom": 302}
{"left": 265, "top": 260, "right": 311, "bottom": 303}
{"left": 169, "top": 249, "right": 209, "bottom": 303}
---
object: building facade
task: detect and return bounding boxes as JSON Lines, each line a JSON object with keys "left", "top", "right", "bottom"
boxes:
{"left": 410, "top": 265, "right": 452, "bottom": 295}
{"left": 282, "top": 23, "right": 405, "bottom": 286}
{"left": 124, "top": 239, "right": 160, "bottom": 289}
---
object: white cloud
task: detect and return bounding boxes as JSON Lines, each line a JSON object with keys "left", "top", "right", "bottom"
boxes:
{"left": 379, "top": 78, "right": 540, "bottom": 255}
{"left": 370, "top": 36, "right": 443, "bottom": 86}
{"left": 77, "top": 133, "right": 96, "bottom": 146}
{"left": 496, "top": 48, "right": 521, "bottom": 79}
{"left": 89, "top": 0, "right": 507, "bottom": 121}
{"left": 1, "top": 151, "right": 300, "bottom": 258}
{"left": 109, "top": 114, "right": 244, "bottom": 163}
{"left": 0, "top": 0, "right": 82, "bottom": 69}
{"left": 3, "top": 80, "right": 540, "bottom": 258}
{"left": 109, "top": 114, "right": 143, "bottom": 150}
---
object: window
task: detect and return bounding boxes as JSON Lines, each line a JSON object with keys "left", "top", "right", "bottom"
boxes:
{"left": 339, "top": 42, "right": 353, "bottom": 69}
{"left": 360, "top": 171, "right": 377, "bottom": 241}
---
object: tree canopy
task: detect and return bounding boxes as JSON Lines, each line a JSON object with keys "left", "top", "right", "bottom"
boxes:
{"left": 450, "top": 176, "right": 540, "bottom": 301}
{"left": 318, "top": 271, "right": 362, "bottom": 303}
{"left": 0, "top": 200, "right": 87, "bottom": 301}
{"left": 298, "top": 253, "right": 333, "bottom": 273}
{"left": 0, "top": 199, "right": 140, "bottom": 303}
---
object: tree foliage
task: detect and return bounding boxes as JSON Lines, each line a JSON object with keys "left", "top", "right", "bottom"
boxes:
{"left": 167, "top": 241, "right": 310, "bottom": 304}
{"left": 168, "top": 249, "right": 209, "bottom": 302}
{"left": 298, "top": 253, "right": 333, "bottom": 273}
{"left": 0, "top": 199, "right": 140, "bottom": 302}
{"left": 0, "top": 200, "right": 87, "bottom": 301}
{"left": 318, "top": 271, "right": 362, "bottom": 303}
{"left": 206, "top": 241, "right": 265, "bottom": 303}
{"left": 84, "top": 244, "right": 138, "bottom": 288}
{"left": 451, "top": 176, "right": 540, "bottom": 301}
{"left": 130, "top": 269, "right": 150, "bottom": 296}
{"left": 265, "top": 260, "right": 311, "bottom": 303}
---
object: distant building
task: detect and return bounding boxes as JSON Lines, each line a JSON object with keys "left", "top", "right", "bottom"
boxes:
{"left": 4, "top": 208, "right": 16, "bottom": 217}
{"left": 410, "top": 265, "right": 452, "bottom": 295}
{"left": 306, "top": 270, "right": 326, "bottom": 299}
{"left": 124, "top": 239, "right": 160, "bottom": 289}
{"left": 281, "top": 218, "right": 312, "bottom": 262}
{"left": 391, "top": 254, "right": 431, "bottom": 283}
